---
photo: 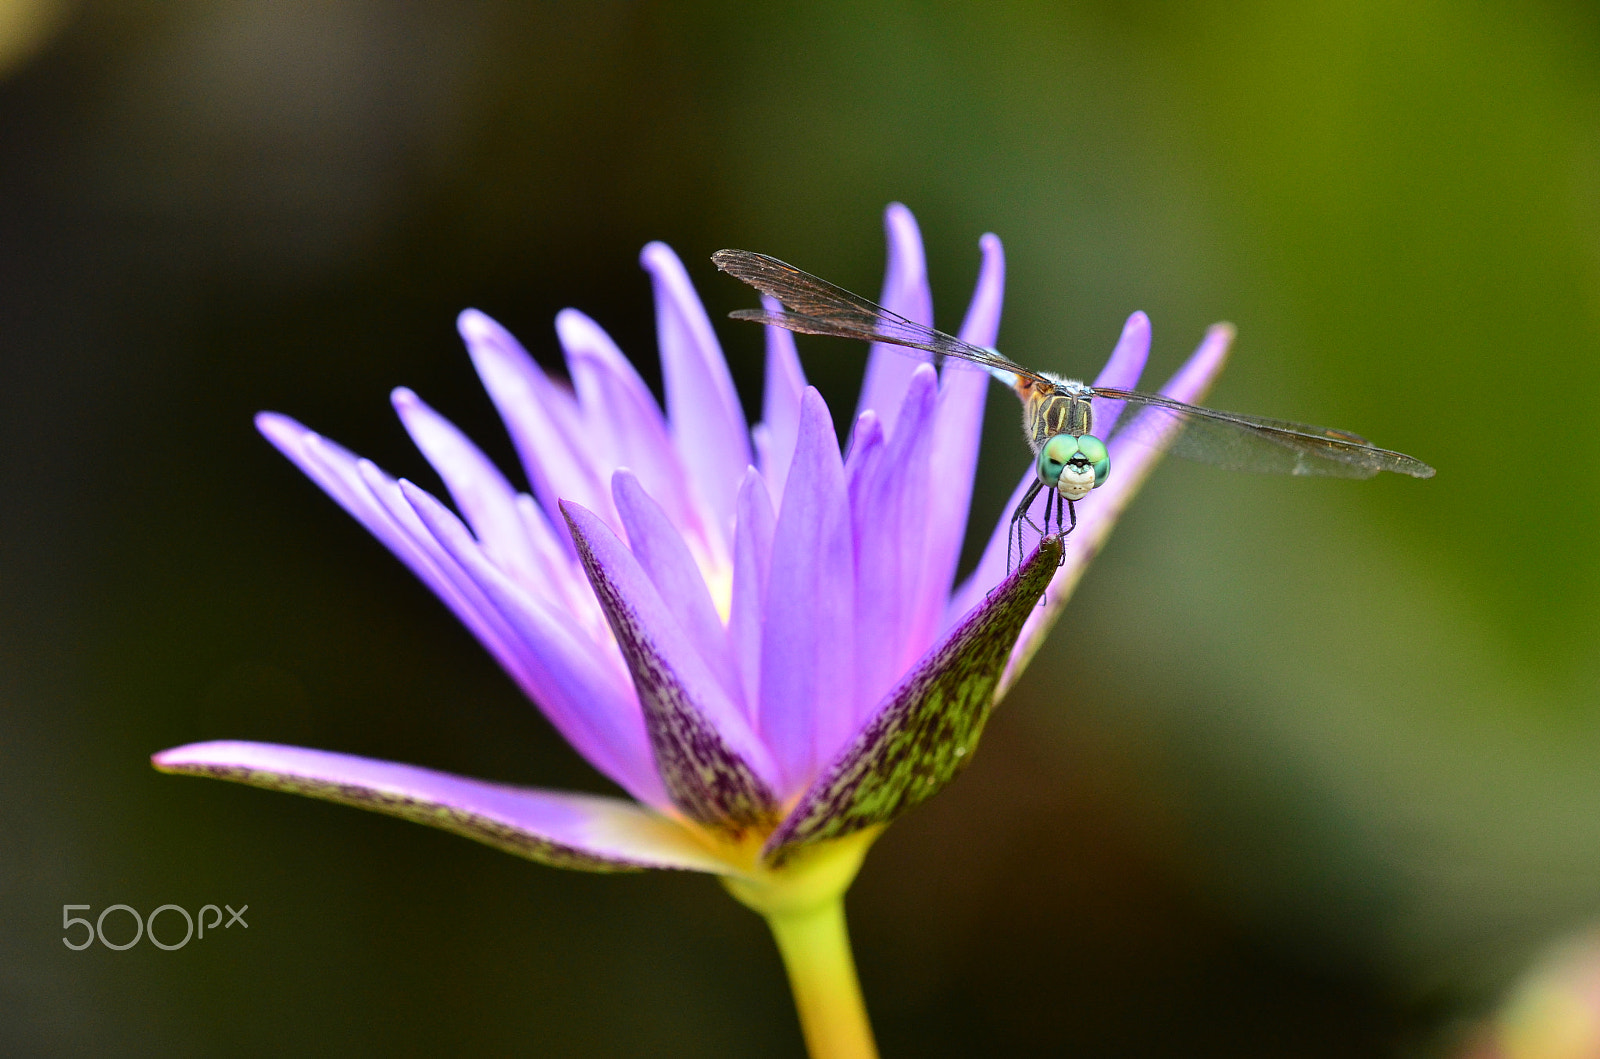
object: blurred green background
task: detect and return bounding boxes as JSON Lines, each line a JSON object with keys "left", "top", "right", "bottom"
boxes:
{"left": 4, "top": 1, "right": 1597, "bottom": 1054}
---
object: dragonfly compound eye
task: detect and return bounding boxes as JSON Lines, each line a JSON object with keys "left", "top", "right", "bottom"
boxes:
{"left": 1076, "top": 433, "right": 1110, "bottom": 488}
{"left": 1036, "top": 434, "right": 1080, "bottom": 488}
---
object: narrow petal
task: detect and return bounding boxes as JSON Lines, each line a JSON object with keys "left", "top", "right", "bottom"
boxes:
{"left": 755, "top": 295, "right": 807, "bottom": 500}
{"left": 557, "top": 309, "right": 706, "bottom": 546}
{"left": 726, "top": 468, "right": 776, "bottom": 723}
{"left": 906, "top": 232, "right": 1007, "bottom": 649}
{"left": 458, "top": 309, "right": 611, "bottom": 536}
{"left": 611, "top": 469, "right": 738, "bottom": 700}
{"left": 564, "top": 502, "right": 781, "bottom": 831}
{"left": 398, "top": 480, "right": 669, "bottom": 809}
{"left": 763, "top": 538, "right": 1061, "bottom": 863}
{"left": 642, "top": 242, "right": 751, "bottom": 543}
{"left": 258, "top": 413, "right": 539, "bottom": 695}
{"left": 391, "top": 387, "right": 543, "bottom": 586}
{"left": 1088, "top": 311, "right": 1153, "bottom": 439}
{"left": 153, "top": 742, "right": 733, "bottom": 874}
{"left": 760, "top": 389, "right": 856, "bottom": 792}
{"left": 950, "top": 322, "right": 1232, "bottom": 641}
{"left": 850, "top": 367, "right": 938, "bottom": 720}
{"left": 998, "top": 323, "right": 1235, "bottom": 693}
{"left": 855, "top": 203, "right": 934, "bottom": 431}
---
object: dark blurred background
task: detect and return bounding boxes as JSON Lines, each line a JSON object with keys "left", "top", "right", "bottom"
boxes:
{"left": 4, "top": 1, "right": 1598, "bottom": 1055}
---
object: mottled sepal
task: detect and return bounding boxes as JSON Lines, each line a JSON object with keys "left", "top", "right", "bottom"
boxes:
{"left": 563, "top": 503, "right": 782, "bottom": 833}
{"left": 762, "top": 537, "right": 1062, "bottom": 862}
{"left": 151, "top": 742, "right": 732, "bottom": 873}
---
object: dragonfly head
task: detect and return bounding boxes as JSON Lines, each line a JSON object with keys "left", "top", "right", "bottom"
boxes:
{"left": 1037, "top": 433, "right": 1109, "bottom": 501}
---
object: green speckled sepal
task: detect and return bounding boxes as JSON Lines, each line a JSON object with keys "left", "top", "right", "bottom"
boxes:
{"left": 762, "top": 537, "right": 1061, "bottom": 863}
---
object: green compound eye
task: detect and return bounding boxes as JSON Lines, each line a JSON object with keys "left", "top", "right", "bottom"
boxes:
{"left": 1036, "top": 434, "right": 1080, "bottom": 487}
{"left": 1075, "top": 434, "right": 1109, "bottom": 488}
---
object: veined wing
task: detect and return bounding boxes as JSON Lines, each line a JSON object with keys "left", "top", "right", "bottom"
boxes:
{"left": 712, "top": 249, "right": 1052, "bottom": 388}
{"left": 1094, "top": 387, "right": 1436, "bottom": 479}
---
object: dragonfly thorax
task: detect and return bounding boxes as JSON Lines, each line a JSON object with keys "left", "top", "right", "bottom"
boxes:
{"left": 1021, "top": 375, "right": 1095, "bottom": 453}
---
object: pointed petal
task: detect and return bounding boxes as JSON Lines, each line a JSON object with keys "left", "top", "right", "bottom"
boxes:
{"left": 756, "top": 295, "right": 807, "bottom": 500}
{"left": 949, "top": 321, "right": 1228, "bottom": 625}
{"left": 258, "top": 414, "right": 538, "bottom": 693}
{"left": 763, "top": 538, "right": 1061, "bottom": 862}
{"left": 856, "top": 203, "right": 934, "bottom": 431}
{"left": 998, "top": 323, "right": 1234, "bottom": 693}
{"left": 611, "top": 469, "right": 738, "bottom": 700}
{"left": 458, "top": 309, "right": 611, "bottom": 536}
{"left": 849, "top": 367, "right": 937, "bottom": 719}
{"left": 391, "top": 388, "right": 544, "bottom": 585}
{"left": 1089, "top": 311, "right": 1153, "bottom": 438}
{"left": 396, "top": 480, "right": 669, "bottom": 809}
{"left": 760, "top": 389, "right": 856, "bottom": 792}
{"left": 564, "top": 502, "right": 780, "bottom": 831}
{"left": 153, "top": 742, "right": 733, "bottom": 873}
{"left": 907, "top": 232, "right": 1007, "bottom": 648}
{"left": 641, "top": 242, "right": 751, "bottom": 542}
{"left": 557, "top": 309, "right": 706, "bottom": 543}
{"left": 726, "top": 468, "right": 776, "bottom": 723}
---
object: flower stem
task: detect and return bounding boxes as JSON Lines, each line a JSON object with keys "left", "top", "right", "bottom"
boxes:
{"left": 764, "top": 896, "right": 878, "bottom": 1059}
{"left": 719, "top": 827, "right": 882, "bottom": 1058}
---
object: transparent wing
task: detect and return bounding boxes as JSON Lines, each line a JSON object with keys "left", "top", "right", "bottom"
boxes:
{"left": 712, "top": 249, "right": 1052, "bottom": 387}
{"left": 1093, "top": 387, "right": 1436, "bottom": 479}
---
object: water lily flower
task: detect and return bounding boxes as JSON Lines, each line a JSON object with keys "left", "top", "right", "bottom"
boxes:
{"left": 153, "top": 203, "right": 1230, "bottom": 1057}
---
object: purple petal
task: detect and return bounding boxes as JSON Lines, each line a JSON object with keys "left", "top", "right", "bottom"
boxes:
{"left": 391, "top": 388, "right": 545, "bottom": 585}
{"left": 153, "top": 742, "right": 732, "bottom": 873}
{"left": 556, "top": 309, "right": 708, "bottom": 546}
{"left": 907, "top": 232, "right": 1006, "bottom": 647}
{"left": 564, "top": 502, "right": 780, "bottom": 830}
{"left": 763, "top": 538, "right": 1062, "bottom": 862}
{"left": 726, "top": 468, "right": 776, "bottom": 723}
{"left": 641, "top": 242, "right": 751, "bottom": 543}
{"left": 458, "top": 309, "right": 611, "bottom": 538}
{"left": 949, "top": 321, "right": 1233, "bottom": 632}
{"left": 855, "top": 203, "right": 934, "bottom": 431}
{"left": 611, "top": 469, "right": 738, "bottom": 703}
{"left": 755, "top": 295, "right": 807, "bottom": 500}
{"left": 760, "top": 389, "right": 857, "bottom": 793}
{"left": 398, "top": 480, "right": 669, "bottom": 809}
{"left": 258, "top": 414, "right": 540, "bottom": 697}
{"left": 849, "top": 366, "right": 938, "bottom": 721}
{"left": 1088, "top": 311, "right": 1153, "bottom": 439}
{"left": 997, "top": 322, "right": 1235, "bottom": 692}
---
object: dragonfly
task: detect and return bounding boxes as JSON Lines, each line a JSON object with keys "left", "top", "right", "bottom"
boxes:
{"left": 711, "top": 249, "right": 1435, "bottom": 569}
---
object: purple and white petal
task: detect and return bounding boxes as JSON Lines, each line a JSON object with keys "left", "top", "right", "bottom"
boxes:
{"left": 755, "top": 296, "right": 807, "bottom": 501}
{"left": 763, "top": 539, "right": 1061, "bottom": 863}
{"left": 849, "top": 367, "right": 938, "bottom": 720}
{"left": 726, "top": 468, "right": 775, "bottom": 723}
{"left": 565, "top": 502, "right": 781, "bottom": 830}
{"left": 642, "top": 242, "right": 751, "bottom": 546}
{"left": 998, "top": 323, "right": 1234, "bottom": 692}
{"left": 557, "top": 309, "right": 710, "bottom": 551}
{"left": 1088, "top": 311, "right": 1153, "bottom": 439}
{"left": 154, "top": 742, "right": 731, "bottom": 873}
{"left": 391, "top": 388, "right": 545, "bottom": 587}
{"left": 760, "top": 389, "right": 857, "bottom": 794}
{"left": 855, "top": 203, "right": 934, "bottom": 432}
{"left": 612, "top": 469, "right": 739, "bottom": 701}
{"left": 458, "top": 309, "right": 613, "bottom": 536}
{"left": 399, "top": 481, "right": 668, "bottom": 809}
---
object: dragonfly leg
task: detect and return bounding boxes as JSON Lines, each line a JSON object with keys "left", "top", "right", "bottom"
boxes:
{"left": 1008, "top": 478, "right": 1045, "bottom": 575}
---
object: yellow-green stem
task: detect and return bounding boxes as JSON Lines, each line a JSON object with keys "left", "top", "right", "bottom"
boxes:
{"left": 764, "top": 896, "right": 877, "bottom": 1059}
{"left": 719, "top": 827, "right": 881, "bottom": 1059}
